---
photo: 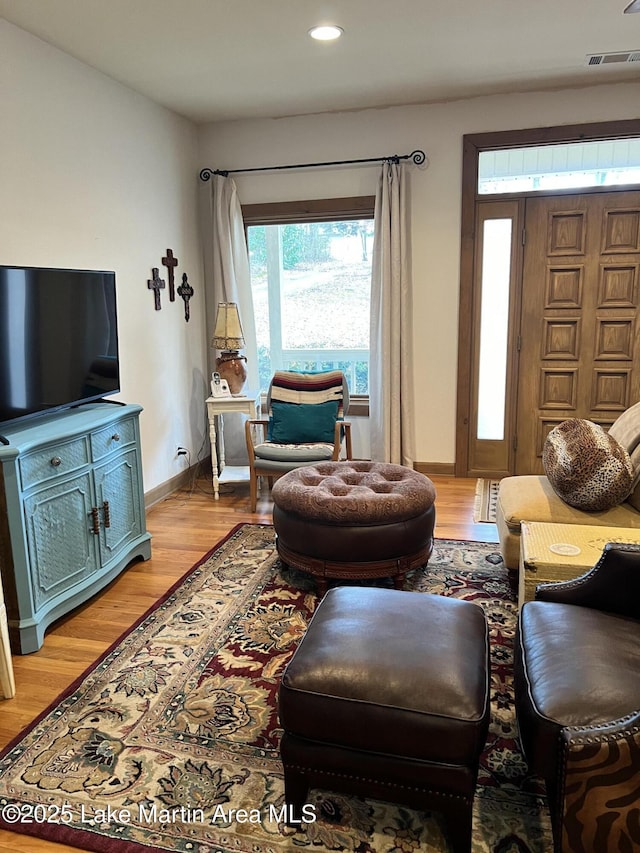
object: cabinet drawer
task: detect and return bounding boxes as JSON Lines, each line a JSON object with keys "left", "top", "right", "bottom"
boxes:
{"left": 91, "top": 418, "right": 135, "bottom": 460}
{"left": 19, "top": 437, "right": 90, "bottom": 490}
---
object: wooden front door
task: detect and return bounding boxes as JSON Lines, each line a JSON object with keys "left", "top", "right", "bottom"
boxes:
{"left": 515, "top": 191, "right": 640, "bottom": 473}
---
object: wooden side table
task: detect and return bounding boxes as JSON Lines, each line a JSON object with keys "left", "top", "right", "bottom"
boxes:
{"left": 206, "top": 392, "right": 261, "bottom": 500}
{"left": 518, "top": 521, "right": 640, "bottom": 607}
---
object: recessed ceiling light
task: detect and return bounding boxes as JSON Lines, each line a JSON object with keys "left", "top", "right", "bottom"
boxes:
{"left": 308, "top": 25, "right": 344, "bottom": 41}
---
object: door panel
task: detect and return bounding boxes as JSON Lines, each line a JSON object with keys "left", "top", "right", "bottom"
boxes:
{"left": 95, "top": 449, "right": 142, "bottom": 563}
{"left": 23, "top": 473, "right": 98, "bottom": 610}
{"left": 515, "top": 191, "right": 640, "bottom": 474}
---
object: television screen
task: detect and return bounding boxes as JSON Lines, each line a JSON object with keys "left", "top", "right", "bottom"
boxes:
{"left": 0, "top": 266, "right": 120, "bottom": 427}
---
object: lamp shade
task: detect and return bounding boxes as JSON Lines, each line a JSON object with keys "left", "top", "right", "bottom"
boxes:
{"left": 212, "top": 302, "right": 245, "bottom": 351}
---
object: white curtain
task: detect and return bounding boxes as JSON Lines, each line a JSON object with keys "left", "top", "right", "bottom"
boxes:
{"left": 204, "top": 174, "right": 258, "bottom": 463}
{"left": 207, "top": 174, "right": 258, "bottom": 388}
{"left": 369, "top": 162, "right": 416, "bottom": 466}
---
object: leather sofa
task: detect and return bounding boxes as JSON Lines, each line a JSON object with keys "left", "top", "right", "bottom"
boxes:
{"left": 514, "top": 543, "right": 640, "bottom": 853}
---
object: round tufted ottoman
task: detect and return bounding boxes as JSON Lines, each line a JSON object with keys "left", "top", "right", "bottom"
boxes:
{"left": 271, "top": 461, "right": 436, "bottom": 593}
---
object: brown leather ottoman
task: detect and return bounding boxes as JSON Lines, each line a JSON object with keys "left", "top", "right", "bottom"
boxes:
{"left": 279, "top": 586, "right": 490, "bottom": 853}
{"left": 271, "top": 461, "right": 436, "bottom": 594}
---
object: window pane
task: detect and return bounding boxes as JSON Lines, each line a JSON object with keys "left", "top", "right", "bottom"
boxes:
{"left": 478, "top": 138, "right": 640, "bottom": 194}
{"left": 477, "top": 219, "right": 512, "bottom": 440}
{"left": 247, "top": 225, "right": 272, "bottom": 392}
{"left": 248, "top": 219, "right": 373, "bottom": 393}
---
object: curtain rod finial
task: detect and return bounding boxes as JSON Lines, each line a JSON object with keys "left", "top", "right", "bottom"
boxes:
{"left": 199, "top": 168, "right": 230, "bottom": 181}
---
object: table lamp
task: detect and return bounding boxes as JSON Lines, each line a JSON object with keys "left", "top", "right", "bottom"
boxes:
{"left": 212, "top": 302, "right": 247, "bottom": 395}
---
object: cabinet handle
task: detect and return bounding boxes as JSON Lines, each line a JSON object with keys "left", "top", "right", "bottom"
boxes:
{"left": 50, "top": 456, "right": 62, "bottom": 467}
{"left": 103, "top": 500, "right": 111, "bottom": 528}
{"left": 90, "top": 507, "right": 100, "bottom": 535}
{"left": 111, "top": 433, "right": 120, "bottom": 442}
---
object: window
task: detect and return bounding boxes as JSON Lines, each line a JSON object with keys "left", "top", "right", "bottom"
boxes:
{"left": 478, "top": 137, "right": 640, "bottom": 195}
{"left": 476, "top": 218, "right": 513, "bottom": 441}
{"left": 243, "top": 197, "right": 375, "bottom": 396}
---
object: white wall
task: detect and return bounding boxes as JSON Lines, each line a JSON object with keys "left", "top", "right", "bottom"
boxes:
{"left": 198, "top": 81, "right": 640, "bottom": 467}
{"left": 4, "top": 15, "right": 638, "bottom": 477}
{"left": 0, "top": 20, "right": 208, "bottom": 494}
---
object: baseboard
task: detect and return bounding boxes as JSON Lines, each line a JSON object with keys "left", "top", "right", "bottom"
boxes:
{"left": 144, "top": 460, "right": 207, "bottom": 509}
{"left": 146, "top": 459, "right": 456, "bottom": 507}
{"left": 414, "top": 461, "right": 456, "bottom": 476}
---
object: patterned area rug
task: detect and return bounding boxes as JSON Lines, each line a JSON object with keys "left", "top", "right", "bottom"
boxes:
{"left": 0, "top": 524, "right": 552, "bottom": 853}
{"left": 473, "top": 478, "right": 501, "bottom": 523}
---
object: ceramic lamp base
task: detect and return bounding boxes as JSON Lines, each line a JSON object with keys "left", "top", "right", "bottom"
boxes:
{"left": 216, "top": 353, "right": 247, "bottom": 395}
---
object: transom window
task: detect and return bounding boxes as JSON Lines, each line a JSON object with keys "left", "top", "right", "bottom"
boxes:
{"left": 479, "top": 137, "right": 640, "bottom": 194}
{"left": 243, "top": 197, "right": 375, "bottom": 395}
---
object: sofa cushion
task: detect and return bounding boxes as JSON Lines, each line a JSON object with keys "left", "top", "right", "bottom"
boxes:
{"left": 496, "top": 475, "right": 640, "bottom": 571}
{"left": 625, "top": 473, "right": 640, "bottom": 514}
{"left": 519, "top": 601, "right": 640, "bottom": 727}
{"left": 497, "top": 475, "right": 640, "bottom": 532}
{"left": 609, "top": 401, "right": 640, "bottom": 512}
{"left": 542, "top": 418, "right": 634, "bottom": 511}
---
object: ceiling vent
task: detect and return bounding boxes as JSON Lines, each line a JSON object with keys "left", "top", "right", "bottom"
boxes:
{"left": 586, "top": 50, "right": 640, "bottom": 65}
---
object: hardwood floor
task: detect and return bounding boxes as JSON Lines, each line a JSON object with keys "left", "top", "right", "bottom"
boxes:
{"left": 0, "top": 474, "right": 497, "bottom": 852}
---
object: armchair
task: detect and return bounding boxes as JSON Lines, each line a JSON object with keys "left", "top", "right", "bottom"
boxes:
{"left": 514, "top": 543, "right": 640, "bottom": 852}
{"left": 244, "top": 370, "right": 352, "bottom": 512}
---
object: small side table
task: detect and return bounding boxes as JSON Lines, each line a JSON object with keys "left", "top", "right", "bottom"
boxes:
{"left": 518, "top": 521, "right": 640, "bottom": 607}
{"left": 206, "top": 392, "right": 261, "bottom": 500}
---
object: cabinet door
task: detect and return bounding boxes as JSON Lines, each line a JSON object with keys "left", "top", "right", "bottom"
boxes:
{"left": 23, "top": 473, "right": 99, "bottom": 611}
{"left": 94, "top": 448, "right": 143, "bottom": 565}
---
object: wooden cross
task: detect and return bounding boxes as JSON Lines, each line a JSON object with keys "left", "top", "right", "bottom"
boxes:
{"left": 177, "top": 272, "right": 194, "bottom": 322}
{"left": 147, "top": 267, "right": 165, "bottom": 310}
{"left": 162, "top": 248, "right": 178, "bottom": 301}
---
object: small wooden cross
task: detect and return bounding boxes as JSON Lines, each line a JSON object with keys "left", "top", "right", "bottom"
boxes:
{"left": 162, "top": 248, "right": 178, "bottom": 301}
{"left": 177, "top": 272, "right": 194, "bottom": 321}
{"left": 147, "top": 267, "right": 165, "bottom": 310}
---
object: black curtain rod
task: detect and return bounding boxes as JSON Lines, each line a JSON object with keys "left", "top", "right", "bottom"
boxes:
{"left": 199, "top": 149, "right": 426, "bottom": 181}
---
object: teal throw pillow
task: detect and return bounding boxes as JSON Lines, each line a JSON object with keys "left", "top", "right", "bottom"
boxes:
{"left": 269, "top": 400, "right": 339, "bottom": 444}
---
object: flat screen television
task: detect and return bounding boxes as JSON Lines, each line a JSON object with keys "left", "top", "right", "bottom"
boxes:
{"left": 0, "top": 266, "right": 120, "bottom": 428}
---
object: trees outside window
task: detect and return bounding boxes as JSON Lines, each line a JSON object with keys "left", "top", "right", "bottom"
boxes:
{"left": 245, "top": 199, "right": 375, "bottom": 395}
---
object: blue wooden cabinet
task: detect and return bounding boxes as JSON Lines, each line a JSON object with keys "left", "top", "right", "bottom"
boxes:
{"left": 0, "top": 403, "right": 151, "bottom": 653}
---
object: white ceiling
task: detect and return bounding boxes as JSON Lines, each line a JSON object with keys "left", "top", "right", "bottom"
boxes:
{"left": 1, "top": 0, "right": 639, "bottom": 124}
